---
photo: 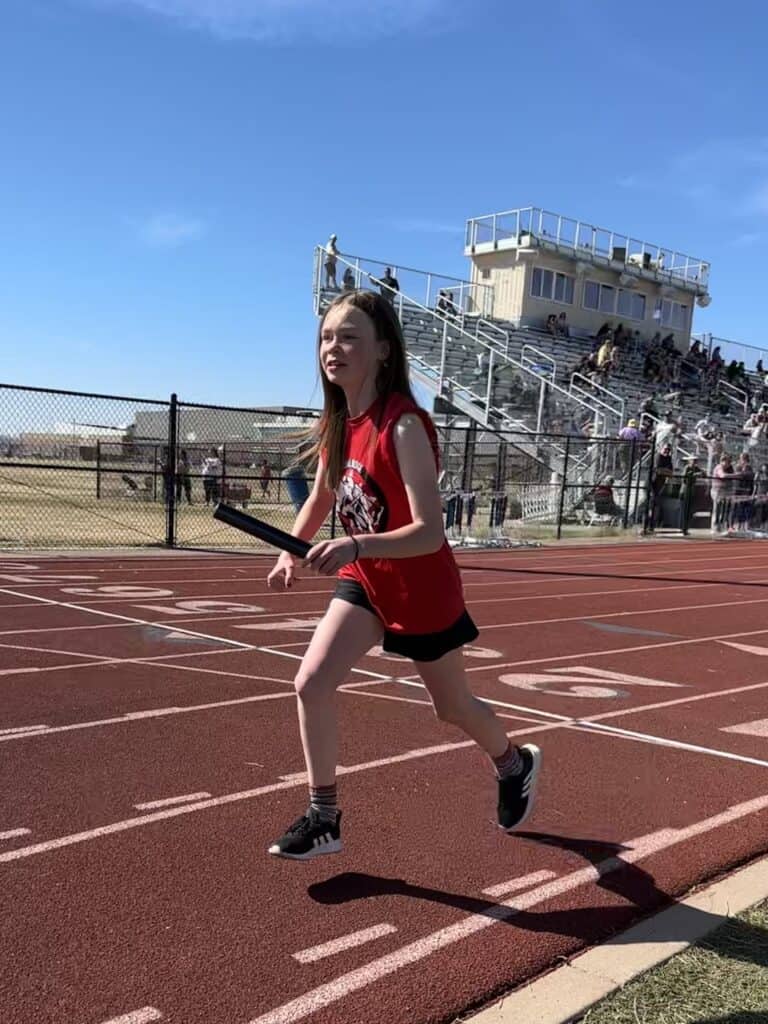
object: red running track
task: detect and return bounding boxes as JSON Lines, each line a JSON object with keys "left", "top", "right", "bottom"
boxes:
{"left": 2, "top": 539, "right": 768, "bottom": 1024}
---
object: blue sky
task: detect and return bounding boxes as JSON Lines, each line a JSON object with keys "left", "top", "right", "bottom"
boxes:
{"left": 2, "top": 0, "right": 767, "bottom": 409}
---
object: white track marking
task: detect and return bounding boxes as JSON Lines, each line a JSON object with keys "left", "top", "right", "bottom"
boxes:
{"left": 134, "top": 792, "right": 211, "bottom": 811}
{"left": 292, "top": 924, "right": 397, "bottom": 964}
{"left": 0, "top": 640, "right": 112, "bottom": 662}
{"left": 481, "top": 870, "right": 558, "bottom": 898}
{"left": 0, "top": 724, "right": 48, "bottom": 735}
{"left": 0, "top": 689, "right": 296, "bottom": 744}
{"left": 0, "top": 587, "right": 254, "bottom": 651}
{"left": 0, "top": 829, "right": 31, "bottom": 840}
{"left": 97, "top": 1009, "right": 163, "bottom": 1024}
{"left": 723, "top": 718, "right": 768, "bottom": 737}
{"left": 353, "top": 676, "right": 768, "bottom": 769}
{"left": 573, "top": 720, "right": 768, "bottom": 769}
{"left": 243, "top": 794, "right": 768, "bottom": 1024}
{"left": 0, "top": 729, "right": 562, "bottom": 865}
{"left": 720, "top": 641, "right": 768, "bottom": 656}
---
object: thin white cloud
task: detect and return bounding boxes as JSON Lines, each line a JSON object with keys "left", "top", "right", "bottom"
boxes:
{"left": 135, "top": 212, "right": 206, "bottom": 247}
{"left": 728, "top": 232, "right": 763, "bottom": 247}
{"left": 389, "top": 217, "right": 463, "bottom": 235}
{"left": 86, "top": 0, "right": 448, "bottom": 41}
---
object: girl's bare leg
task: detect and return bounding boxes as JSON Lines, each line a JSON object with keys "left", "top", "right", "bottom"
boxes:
{"left": 294, "top": 598, "right": 384, "bottom": 787}
{"left": 415, "top": 648, "right": 509, "bottom": 758}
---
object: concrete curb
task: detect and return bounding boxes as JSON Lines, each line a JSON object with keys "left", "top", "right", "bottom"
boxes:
{"left": 466, "top": 853, "right": 768, "bottom": 1024}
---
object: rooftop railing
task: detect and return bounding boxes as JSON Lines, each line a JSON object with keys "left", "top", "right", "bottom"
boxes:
{"left": 465, "top": 206, "right": 710, "bottom": 292}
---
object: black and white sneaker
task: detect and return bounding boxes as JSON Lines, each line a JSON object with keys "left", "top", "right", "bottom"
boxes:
{"left": 267, "top": 808, "right": 342, "bottom": 860}
{"left": 497, "top": 744, "right": 542, "bottom": 831}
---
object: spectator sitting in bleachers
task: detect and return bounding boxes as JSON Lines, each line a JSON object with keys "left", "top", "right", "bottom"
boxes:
{"left": 556, "top": 311, "right": 569, "bottom": 338}
{"left": 757, "top": 359, "right": 764, "bottom": 375}
{"left": 726, "top": 359, "right": 740, "bottom": 383}
{"left": 546, "top": 313, "right": 558, "bottom": 336}
{"left": 596, "top": 336, "right": 617, "bottom": 379}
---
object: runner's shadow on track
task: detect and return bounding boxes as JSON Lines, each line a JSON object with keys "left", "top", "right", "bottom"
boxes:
{"left": 308, "top": 833, "right": 768, "bottom": 969}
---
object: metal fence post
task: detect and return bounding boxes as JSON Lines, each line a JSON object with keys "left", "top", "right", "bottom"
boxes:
{"left": 152, "top": 445, "right": 158, "bottom": 502}
{"left": 166, "top": 393, "right": 178, "bottom": 548}
{"left": 95, "top": 439, "right": 101, "bottom": 500}
{"left": 556, "top": 436, "right": 571, "bottom": 540}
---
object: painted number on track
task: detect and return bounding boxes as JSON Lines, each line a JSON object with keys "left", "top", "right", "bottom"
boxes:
{"left": 136, "top": 600, "right": 265, "bottom": 615}
{"left": 62, "top": 585, "right": 175, "bottom": 598}
{"left": 498, "top": 666, "right": 684, "bottom": 699}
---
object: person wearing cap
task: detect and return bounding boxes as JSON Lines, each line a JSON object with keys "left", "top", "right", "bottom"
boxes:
{"left": 618, "top": 418, "right": 644, "bottom": 474}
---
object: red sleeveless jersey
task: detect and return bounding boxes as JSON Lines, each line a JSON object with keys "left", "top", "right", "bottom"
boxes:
{"left": 336, "top": 393, "right": 466, "bottom": 635}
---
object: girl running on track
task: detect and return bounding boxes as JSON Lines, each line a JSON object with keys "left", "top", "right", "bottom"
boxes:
{"left": 266, "top": 290, "right": 540, "bottom": 859}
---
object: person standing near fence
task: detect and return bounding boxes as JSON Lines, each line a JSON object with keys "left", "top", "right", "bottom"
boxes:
{"left": 259, "top": 458, "right": 272, "bottom": 499}
{"left": 264, "top": 289, "right": 540, "bottom": 860}
{"left": 201, "top": 447, "right": 222, "bottom": 505}
{"left": 176, "top": 449, "right": 192, "bottom": 505}
{"left": 678, "top": 456, "right": 701, "bottom": 535}
{"left": 710, "top": 453, "right": 734, "bottom": 534}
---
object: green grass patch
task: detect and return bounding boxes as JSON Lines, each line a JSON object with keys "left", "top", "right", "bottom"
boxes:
{"left": 580, "top": 900, "right": 768, "bottom": 1024}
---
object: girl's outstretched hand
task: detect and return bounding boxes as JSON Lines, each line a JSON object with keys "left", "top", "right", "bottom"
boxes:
{"left": 304, "top": 537, "right": 358, "bottom": 576}
{"left": 267, "top": 550, "right": 297, "bottom": 589}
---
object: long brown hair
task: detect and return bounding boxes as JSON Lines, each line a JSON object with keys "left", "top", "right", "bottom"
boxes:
{"left": 308, "top": 290, "right": 417, "bottom": 490}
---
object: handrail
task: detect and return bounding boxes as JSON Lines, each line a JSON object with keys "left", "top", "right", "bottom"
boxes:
{"left": 465, "top": 206, "right": 709, "bottom": 289}
{"left": 313, "top": 244, "right": 494, "bottom": 317}
{"left": 718, "top": 379, "right": 749, "bottom": 413}
{"left": 521, "top": 344, "right": 556, "bottom": 380}
{"left": 318, "top": 250, "right": 604, "bottom": 436}
{"left": 569, "top": 373, "right": 625, "bottom": 421}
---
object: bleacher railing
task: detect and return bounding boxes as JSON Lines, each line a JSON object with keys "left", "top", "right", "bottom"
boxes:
{"left": 465, "top": 206, "right": 710, "bottom": 291}
{"left": 314, "top": 249, "right": 626, "bottom": 462}
{"left": 312, "top": 246, "right": 494, "bottom": 318}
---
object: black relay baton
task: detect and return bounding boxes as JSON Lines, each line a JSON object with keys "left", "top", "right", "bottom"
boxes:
{"left": 212, "top": 503, "right": 311, "bottom": 558}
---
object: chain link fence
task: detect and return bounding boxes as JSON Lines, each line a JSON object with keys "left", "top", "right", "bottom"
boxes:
{"left": 2, "top": 381, "right": 715, "bottom": 550}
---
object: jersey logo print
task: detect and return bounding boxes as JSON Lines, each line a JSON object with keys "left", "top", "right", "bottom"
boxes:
{"left": 337, "top": 460, "right": 388, "bottom": 534}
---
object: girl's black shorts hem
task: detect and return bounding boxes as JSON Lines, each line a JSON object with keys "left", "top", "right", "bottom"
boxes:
{"left": 333, "top": 578, "right": 479, "bottom": 662}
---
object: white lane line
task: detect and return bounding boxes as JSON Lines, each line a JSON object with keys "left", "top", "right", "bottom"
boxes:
{"left": 0, "top": 689, "right": 296, "bottom": 744}
{"left": 481, "top": 869, "right": 557, "bottom": 898}
{"left": 243, "top": 794, "right": 768, "bottom": 1024}
{"left": 0, "top": 580, "right": 717, "bottom": 629}
{"left": 0, "top": 587, "right": 254, "bottom": 651}
{"left": 0, "top": 724, "right": 48, "bottom": 735}
{"left": 292, "top": 924, "right": 397, "bottom": 964}
{"left": 97, "top": 1009, "right": 163, "bottom": 1024}
{"left": 0, "top": 728, "right": 562, "bottom": 865}
{"left": 134, "top": 792, "right": 211, "bottom": 811}
{"left": 572, "top": 720, "right": 768, "bottom": 770}
{"left": 0, "top": 828, "right": 31, "bottom": 840}
{"left": 0, "top": 640, "right": 109, "bottom": 661}
{"left": 723, "top": 718, "right": 768, "bottom": 737}
{"left": 351, "top": 676, "right": 768, "bottom": 771}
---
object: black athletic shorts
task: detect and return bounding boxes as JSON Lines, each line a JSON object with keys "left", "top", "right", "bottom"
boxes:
{"left": 333, "top": 577, "right": 479, "bottom": 662}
